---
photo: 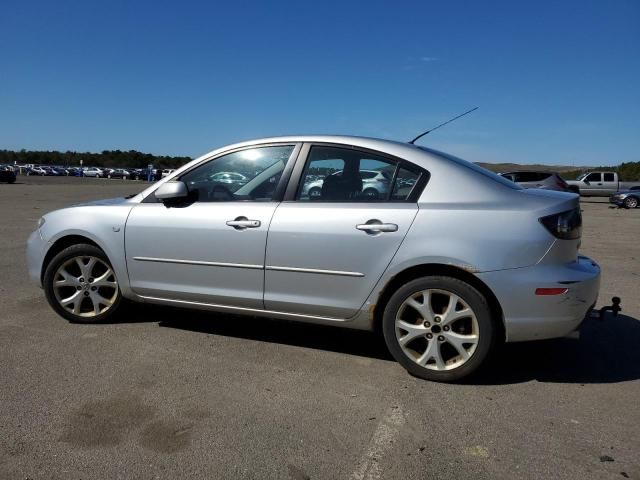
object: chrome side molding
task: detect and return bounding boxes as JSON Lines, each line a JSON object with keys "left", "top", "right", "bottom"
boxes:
{"left": 132, "top": 256, "right": 364, "bottom": 277}
{"left": 132, "top": 256, "right": 263, "bottom": 270}
{"left": 265, "top": 265, "right": 365, "bottom": 277}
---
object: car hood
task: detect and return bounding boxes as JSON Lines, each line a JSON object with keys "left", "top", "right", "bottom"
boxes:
{"left": 70, "top": 196, "right": 137, "bottom": 207}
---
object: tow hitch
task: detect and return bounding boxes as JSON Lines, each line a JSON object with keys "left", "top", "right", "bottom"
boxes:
{"left": 590, "top": 296, "right": 622, "bottom": 320}
{"left": 567, "top": 297, "right": 621, "bottom": 339}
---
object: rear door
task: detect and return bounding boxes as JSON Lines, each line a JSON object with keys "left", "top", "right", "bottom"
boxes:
{"left": 601, "top": 172, "right": 617, "bottom": 195}
{"left": 264, "top": 144, "right": 426, "bottom": 318}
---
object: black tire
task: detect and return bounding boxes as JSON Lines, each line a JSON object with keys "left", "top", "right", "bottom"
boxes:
{"left": 362, "top": 187, "right": 379, "bottom": 199}
{"left": 8, "top": 178, "right": 15, "bottom": 184}
{"left": 43, "top": 244, "right": 123, "bottom": 323}
{"left": 308, "top": 187, "right": 322, "bottom": 200}
{"left": 382, "top": 276, "right": 496, "bottom": 382}
{"left": 623, "top": 196, "right": 638, "bottom": 209}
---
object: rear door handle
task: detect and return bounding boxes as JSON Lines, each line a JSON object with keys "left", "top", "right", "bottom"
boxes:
{"left": 226, "top": 217, "right": 261, "bottom": 229}
{"left": 356, "top": 220, "right": 398, "bottom": 233}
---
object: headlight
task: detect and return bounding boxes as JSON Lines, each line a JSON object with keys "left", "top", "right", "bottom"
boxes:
{"left": 37, "top": 217, "right": 46, "bottom": 229}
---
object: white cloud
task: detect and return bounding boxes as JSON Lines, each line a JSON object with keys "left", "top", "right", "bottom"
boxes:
{"left": 421, "top": 56, "right": 438, "bottom": 62}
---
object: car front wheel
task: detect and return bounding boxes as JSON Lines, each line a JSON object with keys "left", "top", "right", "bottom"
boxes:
{"left": 382, "top": 276, "right": 496, "bottom": 382}
{"left": 624, "top": 196, "right": 638, "bottom": 209}
{"left": 43, "top": 244, "right": 123, "bottom": 323}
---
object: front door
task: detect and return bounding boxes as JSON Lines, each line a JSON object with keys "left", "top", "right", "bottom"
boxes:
{"left": 264, "top": 145, "right": 425, "bottom": 318}
{"left": 583, "top": 172, "right": 604, "bottom": 195}
{"left": 125, "top": 144, "right": 298, "bottom": 308}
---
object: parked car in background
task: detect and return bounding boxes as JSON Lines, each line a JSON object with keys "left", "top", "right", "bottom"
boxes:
{"left": 42, "top": 167, "right": 63, "bottom": 176}
{"left": 27, "top": 135, "right": 600, "bottom": 383}
{"left": 499, "top": 171, "right": 572, "bottom": 192}
{"left": 106, "top": 168, "right": 131, "bottom": 179}
{"left": 208, "top": 171, "right": 248, "bottom": 186}
{"left": 127, "top": 168, "right": 143, "bottom": 180}
{"left": 27, "top": 166, "right": 47, "bottom": 176}
{"left": 51, "top": 167, "right": 70, "bottom": 176}
{"left": 302, "top": 169, "right": 392, "bottom": 199}
{"left": 83, "top": 167, "right": 104, "bottom": 178}
{"left": 609, "top": 188, "right": 640, "bottom": 209}
{"left": 0, "top": 164, "right": 17, "bottom": 183}
{"left": 566, "top": 172, "right": 640, "bottom": 196}
{"left": 161, "top": 169, "right": 175, "bottom": 178}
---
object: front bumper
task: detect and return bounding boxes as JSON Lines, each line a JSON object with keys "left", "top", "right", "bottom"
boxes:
{"left": 477, "top": 255, "right": 600, "bottom": 342}
{"left": 609, "top": 196, "right": 624, "bottom": 206}
{"left": 26, "top": 228, "right": 48, "bottom": 288}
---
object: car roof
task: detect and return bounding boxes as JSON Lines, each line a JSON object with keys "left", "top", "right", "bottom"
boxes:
{"left": 501, "top": 170, "right": 554, "bottom": 175}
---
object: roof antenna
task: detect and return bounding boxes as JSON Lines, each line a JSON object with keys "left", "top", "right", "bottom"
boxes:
{"left": 408, "top": 106, "right": 479, "bottom": 144}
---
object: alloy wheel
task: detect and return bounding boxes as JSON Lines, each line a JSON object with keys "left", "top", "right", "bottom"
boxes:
{"left": 395, "top": 289, "right": 479, "bottom": 371}
{"left": 52, "top": 256, "right": 118, "bottom": 317}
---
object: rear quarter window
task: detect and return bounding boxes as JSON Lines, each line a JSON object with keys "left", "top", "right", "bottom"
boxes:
{"left": 420, "top": 147, "right": 522, "bottom": 190}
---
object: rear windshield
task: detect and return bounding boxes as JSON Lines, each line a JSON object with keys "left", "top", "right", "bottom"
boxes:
{"left": 418, "top": 147, "right": 522, "bottom": 190}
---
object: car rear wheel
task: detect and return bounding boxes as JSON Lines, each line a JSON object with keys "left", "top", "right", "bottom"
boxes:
{"left": 382, "top": 276, "right": 495, "bottom": 382}
{"left": 624, "top": 196, "right": 638, "bottom": 209}
{"left": 43, "top": 244, "right": 123, "bottom": 323}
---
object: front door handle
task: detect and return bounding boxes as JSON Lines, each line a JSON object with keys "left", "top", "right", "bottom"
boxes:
{"left": 356, "top": 220, "right": 398, "bottom": 233}
{"left": 226, "top": 217, "right": 261, "bottom": 229}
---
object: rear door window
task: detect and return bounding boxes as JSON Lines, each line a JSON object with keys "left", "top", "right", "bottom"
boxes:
{"left": 296, "top": 146, "right": 426, "bottom": 202}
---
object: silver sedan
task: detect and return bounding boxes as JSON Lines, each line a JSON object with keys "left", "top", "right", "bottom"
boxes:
{"left": 26, "top": 136, "right": 600, "bottom": 382}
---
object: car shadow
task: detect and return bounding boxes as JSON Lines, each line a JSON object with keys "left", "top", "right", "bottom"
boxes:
{"left": 122, "top": 305, "right": 640, "bottom": 384}
{"left": 155, "top": 306, "right": 394, "bottom": 361}
{"left": 472, "top": 313, "right": 640, "bottom": 385}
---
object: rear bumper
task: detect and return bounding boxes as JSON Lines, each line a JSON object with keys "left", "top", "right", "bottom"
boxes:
{"left": 477, "top": 255, "right": 600, "bottom": 342}
{"left": 609, "top": 196, "right": 624, "bottom": 206}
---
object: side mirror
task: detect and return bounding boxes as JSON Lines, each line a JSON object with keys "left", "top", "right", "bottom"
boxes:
{"left": 155, "top": 181, "right": 188, "bottom": 201}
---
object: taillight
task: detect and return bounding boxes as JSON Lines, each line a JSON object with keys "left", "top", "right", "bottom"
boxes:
{"left": 539, "top": 207, "right": 582, "bottom": 240}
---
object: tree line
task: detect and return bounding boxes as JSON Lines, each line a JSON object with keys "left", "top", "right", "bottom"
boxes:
{"left": 0, "top": 149, "right": 192, "bottom": 169}
{"left": 1, "top": 148, "right": 639, "bottom": 180}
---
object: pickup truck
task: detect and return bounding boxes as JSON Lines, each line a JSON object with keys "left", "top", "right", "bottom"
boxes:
{"left": 566, "top": 171, "right": 640, "bottom": 196}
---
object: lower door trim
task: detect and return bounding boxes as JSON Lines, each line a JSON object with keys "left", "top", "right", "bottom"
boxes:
{"left": 139, "top": 295, "right": 350, "bottom": 323}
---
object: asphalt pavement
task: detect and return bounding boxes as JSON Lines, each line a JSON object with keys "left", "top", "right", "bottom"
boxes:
{"left": 1, "top": 176, "right": 639, "bottom": 479}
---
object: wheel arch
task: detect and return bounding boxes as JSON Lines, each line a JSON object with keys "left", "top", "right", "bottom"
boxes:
{"left": 372, "top": 263, "right": 505, "bottom": 341}
{"left": 41, "top": 235, "right": 102, "bottom": 284}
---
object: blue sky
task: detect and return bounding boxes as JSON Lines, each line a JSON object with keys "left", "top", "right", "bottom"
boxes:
{"left": 1, "top": 0, "right": 638, "bottom": 165}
